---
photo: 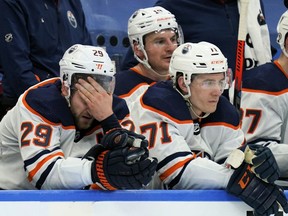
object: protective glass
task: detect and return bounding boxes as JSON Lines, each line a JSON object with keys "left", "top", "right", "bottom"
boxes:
{"left": 71, "top": 73, "right": 115, "bottom": 94}
{"left": 145, "top": 27, "right": 182, "bottom": 48}
{"left": 199, "top": 79, "right": 226, "bottom": 92}
{"left": 194, "top": 73, "right": 226, "bottom": 93}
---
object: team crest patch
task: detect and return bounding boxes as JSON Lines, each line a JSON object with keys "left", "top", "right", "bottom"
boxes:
{"left": 68, "top": 45, "right": 78, "bottom": 54}
{"left": 5, "top": 33, "right": 13, "bottom": 42}
{"left": 67, "top": 11, "right": 77, "bottom": 28}
{"left": 182, "top": 43, "right": 192, "bottom": 54}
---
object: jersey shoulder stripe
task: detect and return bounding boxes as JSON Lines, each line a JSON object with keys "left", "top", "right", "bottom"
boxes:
{"left": 118, "top": 82, "right": 156, "bottom": 99}
{"left": 243, "top": 62, "right": 288, "bottom": 93}
{"left": 22, "top": 78, "right": 74, "bottom": 127}
{"left": 141, "top": 81, "right": 192, "bottom": 122}
{"left": 114, "top": 68, "right": 155, "bottom": 97}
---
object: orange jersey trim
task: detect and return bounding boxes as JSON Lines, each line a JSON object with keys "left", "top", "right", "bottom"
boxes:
{"left": 159, "top": 155, "right": 194, "bottom": 181}
{"left": 201, "top": 121, "right": 240, "bottom": 130}
{"left": 242, "top": 60, "right": 288, "bottom": 96}
{"left": 242, "top": 87, "right": 288, "bottom": 96}
{"left": 274, "top": 60, "right": 288, "bottom": 79}
{"left": 118, "top": 67, "right": 156, "bottom": 99}
{"left": 28, "top": 151, "right": 64, "bottom": 182}
{"left": 140, "top": 96, "right": 193, "bottom": 125}
{"left": 119, "top": 83, "right": 152, "bottom": 99}
{"left": 22, "top": 78, "right": 75, "bottom": 130}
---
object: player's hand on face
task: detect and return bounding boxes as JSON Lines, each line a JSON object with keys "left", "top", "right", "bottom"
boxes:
{"left": 75, "top": 77, "right": 113, "bottom": 121}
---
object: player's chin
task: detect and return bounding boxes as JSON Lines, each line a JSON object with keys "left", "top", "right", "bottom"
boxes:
{"left": 205, "top": 104, "right": 217, "bottom": 113}
{"left": 163, "top": 59, "right": 171, "bottom": 67}
{"left": 77, "top": 117, "right": 93, "bottom": 130}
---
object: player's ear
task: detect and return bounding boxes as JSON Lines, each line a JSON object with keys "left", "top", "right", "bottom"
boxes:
{"left": 61, "top": 84, "right": 69, "bottom": 96}
{"left": 133, "top": 42, "right": 144, "bottom": 59}
{"left": 177, "top": 76, "right": 189, "bottom": 94}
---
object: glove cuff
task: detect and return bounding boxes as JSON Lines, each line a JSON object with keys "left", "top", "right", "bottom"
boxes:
{"left": 94, "top": 150, "right": 117, "bottom": 190}
{"left": 227, "top": 163, "right": 254, "bottom": 195}
{"left": 100, "top": 114, "right": 121, "bottom": 133}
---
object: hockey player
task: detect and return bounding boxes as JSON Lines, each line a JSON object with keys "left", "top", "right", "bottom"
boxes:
{"left": 128, "top": 42, "right": 288, "bottom": 215}
{"left": 240, "top": 10, "right": 288, "bottom": 180}
{"left": 114, "top": 6, "right": 183, "bottom": 106}
{"left": 0, "top": 44, "right": 157, "bottom": 190}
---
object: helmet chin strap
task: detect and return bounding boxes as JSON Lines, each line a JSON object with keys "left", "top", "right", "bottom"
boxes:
{"left": 185, "top": 98, "right": 210, "bottom": 119}
{"left": 174, "top": 85, "right": 210, "bottom": 119}
{"left": 65, "top": 96, "right": 71, "bottom": 107}
{"left": 143, "top": 60, "right": 168, "bottom": 79}
{"left": 134, "top": 46, "right": 169, "bottom": 80}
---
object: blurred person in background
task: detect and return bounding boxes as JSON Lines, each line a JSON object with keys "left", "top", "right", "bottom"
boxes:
{"left": 0, "top": 0, "right": 92, "bottom": 120}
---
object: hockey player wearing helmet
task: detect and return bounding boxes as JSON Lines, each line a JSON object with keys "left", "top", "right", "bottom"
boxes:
{"left": 239, "top": 10, "right": 288, "bottom": 184}
{"left": 127, "top": 42, "right": 288, "bottom": 215}
{"left": 169, "top": 41, "right": 228, "bottom": 119}
{"left": 0, "top": 44, "right": 157, "bottom": 190}
{"left": 59, "top": 44, "right": 116, "bottom": 130}
{"left": 114, "top": 6, "right": 183, "bottom": 106}
{"left": 122, "top": 0, "right": 273, "bottom": 71}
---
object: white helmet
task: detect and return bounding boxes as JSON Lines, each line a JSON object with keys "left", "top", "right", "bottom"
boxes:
{"left": 60, "top": 44, "right": 115, "bottom": 100}
{"left": 128, "top": 6, "right": 183, "bottom": 69}
{"left": 277, "top": 10, "right": 288, "bottom": 57}
{"left": 169, "top": 42, "right": 228, "bottom": 98}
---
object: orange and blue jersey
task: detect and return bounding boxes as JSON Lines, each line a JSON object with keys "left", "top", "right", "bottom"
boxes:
{"left": 241, "top": 61, "right": 288, "bottom": 144}
{"left": 128, "top": 81, "right": 244, "bottom": 189}
{"left": 0, "top": 78, "right": 129, "bottom": 189}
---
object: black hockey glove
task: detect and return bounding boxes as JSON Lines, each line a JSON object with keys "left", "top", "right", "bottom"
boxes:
{"left": 226, "top": 162, "right": 288, "bottom": 216}
{"left": 242, "top": 144, "right": 280, "bottom": 183}
{"left": 101, "top": 128, "right": 149, "bottom": 149}
{"left": 83, "top": 129, "right": 158, "bottom": 190}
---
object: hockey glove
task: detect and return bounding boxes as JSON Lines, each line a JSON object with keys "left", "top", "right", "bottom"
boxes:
{"left": 227, "top": 162, "right": 288, "bottom": 216}
{"left": 244, "top": 144, "right": 280, "bottom": 183}
{"left": 83, "top": 143, "right": 158, "bottom": 190}
{"left": 101, "top": 128, "right": 148, "bottom": 149}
